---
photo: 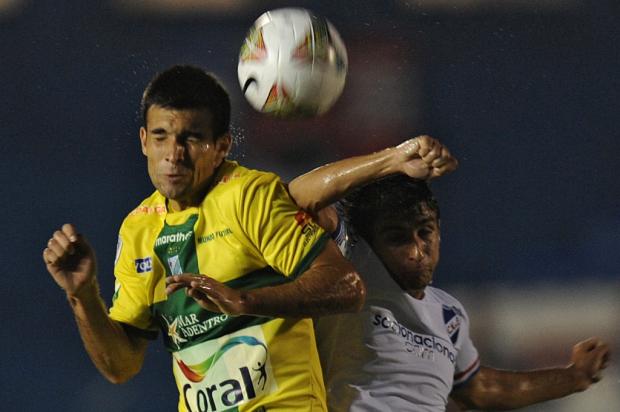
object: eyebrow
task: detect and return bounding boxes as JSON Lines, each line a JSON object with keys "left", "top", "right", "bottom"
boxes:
{"left": 148, "top": 128, "right": 206, "bottom": 139}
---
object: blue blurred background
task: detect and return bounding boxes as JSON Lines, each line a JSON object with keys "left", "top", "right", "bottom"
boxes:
{"left": 1, "top": 0, "right": 618, "bottom": 410}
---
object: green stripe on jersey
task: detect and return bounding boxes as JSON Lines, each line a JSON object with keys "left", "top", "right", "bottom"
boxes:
{"left": 290, "top": 232, "right": 329, "bottom": 278}
{"left": 151, "top": 214, "right": 299, "bottom": 352}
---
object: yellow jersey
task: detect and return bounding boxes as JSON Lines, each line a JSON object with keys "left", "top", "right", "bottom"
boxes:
{"left": 109, "top": 160, "right": 329, "bottom": 412}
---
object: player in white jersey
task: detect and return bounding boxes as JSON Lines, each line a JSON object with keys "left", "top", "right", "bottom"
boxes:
{"left": 289, "top": 136, "right": 611, "bottom": 411}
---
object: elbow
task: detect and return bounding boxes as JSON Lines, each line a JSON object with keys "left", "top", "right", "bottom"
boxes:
{"left": 104, "top": 373, "right": 131, "bottom": 385}
{"left": 287, "top": 182, "right": 314, "bottom": 212}
{"left": 101, "top": 367, "right": 140, "bottom": 384}
{"left": 323, "top": 269, "right": 366, "bottom": 315}
{"left": 97, "top": 358, "right": 142, "bottom": 384}
{"left": 347, "top": 270, "right": 367, "bottom": 313}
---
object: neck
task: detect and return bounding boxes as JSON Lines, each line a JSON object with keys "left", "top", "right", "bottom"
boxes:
{"left": 167, "top": 187, "right": 207, "bottom": 212}
{"left": 167, "top": 167, "right": 223, "bottom": 212}
{"left": 406, "top": 287, "right": 425, "bottom": 300}
{"left": 167, "top": 198, "right": 194, "bottom": 212}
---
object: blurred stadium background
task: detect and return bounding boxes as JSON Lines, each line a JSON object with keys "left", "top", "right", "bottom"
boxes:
{"left": 1, "top": 0, "right": 618, "bottom": 411}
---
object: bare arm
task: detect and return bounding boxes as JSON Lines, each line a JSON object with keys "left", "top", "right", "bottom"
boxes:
{"left": 450, "top": 338, "right": 610, "bottom": 410}
{"left": 43, "top": 224, "right": 148, "bottom": 383}
{"left": 288, "top": 136, "right": 458, "bottom": 214}
{"left": 166, "top": 238, "right": 365, "bottom": 317}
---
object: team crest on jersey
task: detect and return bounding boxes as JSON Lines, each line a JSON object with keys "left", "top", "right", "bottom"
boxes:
{"left": 168, "top": 255, "right": 183, "bottom": 275}
{"left": 442, "top": 305, "right": 462, "bottom": 344}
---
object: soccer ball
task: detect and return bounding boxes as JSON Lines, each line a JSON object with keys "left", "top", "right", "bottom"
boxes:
{"left": 238, "top": 8, "right": 348, "bottom": 117}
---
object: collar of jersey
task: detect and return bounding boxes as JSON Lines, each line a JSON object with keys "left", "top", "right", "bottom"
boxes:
{"left": 159, "top": 160, "right": 239, "bottom": 226}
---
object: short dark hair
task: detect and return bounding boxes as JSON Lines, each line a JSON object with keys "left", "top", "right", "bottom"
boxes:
{"left": 345, "top": 175, "right": 440, "bottom": 241}
{"left": 141, "top": 65, "right": 231, "bottom": 138}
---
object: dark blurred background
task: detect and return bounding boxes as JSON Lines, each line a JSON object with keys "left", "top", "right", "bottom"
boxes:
{"left": 1, "top": 0, "right": 618, "bottom": 410}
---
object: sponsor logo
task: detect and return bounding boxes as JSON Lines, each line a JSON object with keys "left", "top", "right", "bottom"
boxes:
{"left": 373, "top": 312, "right": 456, "bottom": 364}
{"left": 162, "top": 313, "right": 230, "bottom": 349}
{"left": 442, "top": 305, "right": 462, "bottom": 344}
{"left": 162, "top": 314, "right": 190, "bottom": 349}
{"left": 295, "top": 210, "right": 318, "bottom": 246}
{"left": 198, "top": 228, "right": 233, "bottom": 244}
{"left": 134, "top": 257, "right": 152, "bottom": 274}
{"left": 217, "top": 172, "right": 241, "bottom": 185}
{"left": 129, "top": 204, "right": 167, "bottom": 216}
{"left": 294, "top": 210, "right": 312, "bottom": 227}
{"left": 175, "top": 327, "right": 277, "bottom": 411}
{"left": 155, "top": 231, "right": 193, "bottom": 247}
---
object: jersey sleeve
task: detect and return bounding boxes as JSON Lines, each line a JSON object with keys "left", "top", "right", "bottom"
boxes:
{"left": 331, "top": 202, "right": 352, "bottom": 259}
{"left": 239, "top": 172, "right": 329, "bottom": 277}
{"left": 108, "top": 228, "right": 158, "bottom": 338}
{"left": 452, "top": 305, "right": 480, "bottom": 387}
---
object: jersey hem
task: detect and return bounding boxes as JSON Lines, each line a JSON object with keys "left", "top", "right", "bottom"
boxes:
{"left": 119, "top": 321, "right": 159, "bottom": 340}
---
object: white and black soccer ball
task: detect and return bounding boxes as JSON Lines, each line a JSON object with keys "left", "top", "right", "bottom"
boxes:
{"left": 238, "top": 8, "right": 348, "bottom": 117}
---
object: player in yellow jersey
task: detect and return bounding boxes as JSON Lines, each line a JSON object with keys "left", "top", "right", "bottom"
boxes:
{"left": 41, "top": 65, "right": 367, "bottom": 412}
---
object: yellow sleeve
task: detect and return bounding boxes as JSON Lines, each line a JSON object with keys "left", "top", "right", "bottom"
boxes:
{"left": 108, "top": 227, "right": 158, "bottom": 337}
{"left": 238, "top": 172, "right": 329, "bottom": 277}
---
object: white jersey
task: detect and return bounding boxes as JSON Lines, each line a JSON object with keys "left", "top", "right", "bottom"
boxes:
{"left": 317, "top": 218, "right": 480, "bottom": 411}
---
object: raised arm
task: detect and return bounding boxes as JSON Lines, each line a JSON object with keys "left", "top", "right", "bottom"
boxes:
{"left": 43, "top": 224, "right": 148, "bottom": 384}
{"left": 288, "top": 135, "right": 458, "bottom": 214}
{"left": 450, "top": 337, "right": 610, "bottom": 410}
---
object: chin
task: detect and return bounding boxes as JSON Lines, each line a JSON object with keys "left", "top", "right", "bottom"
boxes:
{"left": 409, "top": 272, "right": 434, "bottom": 289}
{"left": 156, "top": 184, "right": 185, "bottom": 200}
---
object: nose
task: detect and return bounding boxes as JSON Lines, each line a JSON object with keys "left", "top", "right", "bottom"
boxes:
{"left": 408, "top": 234, "right": 427, "bottom": 262}
{"left": 165, "top": 138, "right": 185, "bottom": 163}
{"left": 409, "top": 243, "right": 423, "bottom": 262}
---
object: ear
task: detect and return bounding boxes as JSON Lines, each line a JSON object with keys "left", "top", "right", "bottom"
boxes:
{"left": 214, "top": 133, "right": 232, "bottom": 167}
{"left": 139, "top": 127, "right": 148, "bottom": 156}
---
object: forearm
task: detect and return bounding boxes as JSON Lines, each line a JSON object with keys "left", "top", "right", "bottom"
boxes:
{"left": 67, "top": 280, "right": 146, "bottom": 383}
{"left": 456, "top": 366, "right": 582, "bottom": 410}
{"left": 289, "top": 147, "right": 402, "bottom": 213}
{"left": 243, "top": 269, "right": 364, "bottom": 318}
{"left": 242, "top": 244, "right": 365, "bottom": 318}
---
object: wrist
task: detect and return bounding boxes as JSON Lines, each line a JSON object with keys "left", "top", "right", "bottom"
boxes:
{"left": 389, "top": 138, "right": 422, "bottom": 175}
{"left": 378, "top": 146, "right": 403, "bottom": 176}
{"left": 565, "top": 363, "right": 589, "bottom": 393}
{"left": 238, "top": 290, "right": 257, "bottom": 316}
{"left": 66, "top": 277, "right": 100, "bottom": 306}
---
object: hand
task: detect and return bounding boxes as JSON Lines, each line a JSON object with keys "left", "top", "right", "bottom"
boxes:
{"left": 42, "top": 223, "right": 98, "bottom": 298}
{"left": 568, "top": 337, "right": 610, "bottom": 391}
{"left": 166, "top": 274, "right": 248, "bottom": 316}
{"left": 394, "top": 135, "right": 458, "bottom": 180}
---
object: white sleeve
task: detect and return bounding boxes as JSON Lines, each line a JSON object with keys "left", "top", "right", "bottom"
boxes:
{"left": 331, "top": 202, "right": 352, "bottom": 259}
{"left": 452, "top": 306, "right": 480, "bottom": 387}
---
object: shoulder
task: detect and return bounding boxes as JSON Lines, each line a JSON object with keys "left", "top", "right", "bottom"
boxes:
{"left": 204, "top": 161, "right": 290, "bottom": 228}
{"left": 120, "top": 191, "right": 166, "bottom": 234}
{"left": 426, "top": 286, "right": 468, "bottom": 315}
{"left": 212, "top": 160, "right": 283, "bottom": 197}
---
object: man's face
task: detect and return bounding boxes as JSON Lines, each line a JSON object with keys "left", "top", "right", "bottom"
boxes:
{"left": 369, "top": 206, "right": 440, "bottom": 294}
{"left": 140, "top": 105, "right": 231, "bottom": 210}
